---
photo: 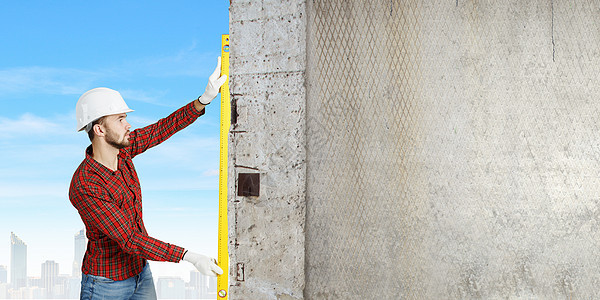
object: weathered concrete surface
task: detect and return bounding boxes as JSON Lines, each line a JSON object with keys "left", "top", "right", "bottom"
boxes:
{"left": 305, "top": 0, "right": 600, "bottom": 299}
{"left": 231, "top": 0, "right": 600, "bottom": 299}
{"left": 305, "top": 1, "right": 429, "bottom": 298}
{"left": 228, "top": 0, "right": 307, "bottom": 299}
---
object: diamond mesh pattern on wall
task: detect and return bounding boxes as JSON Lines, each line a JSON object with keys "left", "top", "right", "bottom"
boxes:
{"left": 306, "top": 0, "right": 600, "bottom": 298}
{"left": 306, "top": 0, "right": 426, "bottom": 298}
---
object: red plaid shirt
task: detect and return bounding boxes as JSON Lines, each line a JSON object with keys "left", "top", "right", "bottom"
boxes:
{"left": 69, "top": 101, "right": 204, "bottom": 280}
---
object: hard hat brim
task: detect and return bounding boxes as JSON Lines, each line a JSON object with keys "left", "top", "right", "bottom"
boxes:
{"left": 77, "top": 108, "right": 134, "bottom": 132}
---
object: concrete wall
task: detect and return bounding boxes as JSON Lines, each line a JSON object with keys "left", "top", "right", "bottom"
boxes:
{"left": 305, "top": 0, "right": 427, "bottom": 298}
{"left": 228, "top": 1, "right": 307, "bottom": 299}
{"left": 230, "top": 0, "right": 600, "bottom": 299}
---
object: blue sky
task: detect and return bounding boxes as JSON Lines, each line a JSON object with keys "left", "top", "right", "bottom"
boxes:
{"left": 0, "top": 1, "right": 229, "bottom": 280}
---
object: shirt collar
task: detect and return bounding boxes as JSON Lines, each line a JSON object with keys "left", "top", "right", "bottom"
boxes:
{"left": 85, "top": 145, "right": 122, "bottom": 177}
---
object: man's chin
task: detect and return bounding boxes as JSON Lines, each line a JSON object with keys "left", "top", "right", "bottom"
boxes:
{"left": 107, "top": 140, "right": 131, "bottom": 150}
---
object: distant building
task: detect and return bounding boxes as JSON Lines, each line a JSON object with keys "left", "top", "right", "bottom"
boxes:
{"left": 41, "top": 260, "right": 58, "bottom": 296}
{"left": 27, "top": 277, "right": 41, "bottom": 288}
{"left": 188, "top": 271, "right": 208, "bottom": 298}
{"left": 185, "top": 287, "right": 199, "bottom": 299}
{"left": 208, "top": 276, "right": 217, "bottom": 294}
{"left": 73, "top": 229, "right": 86, "bottom": 277}
{"left": 18, "top": 285, "right": 45, "bottom": 299}
{"left": 53, "top": 274, "right": 72, "bottom": 298}
{"left": 66, "top": 276, "right": 80, "bottom": 299}
{"left": 189, "top": 271, "right": 207, "bottom": 295}
{"left": 0, "top": 283, "right": 7, "bottom": 298}
{"left": 10, "top": 232, "right": 27, "bottom": 289}
{"left": 0, "top": 265, "right": 7, "bottom": 284}
{"left": 157, "top": 277, "right": 185, "bottom": 299}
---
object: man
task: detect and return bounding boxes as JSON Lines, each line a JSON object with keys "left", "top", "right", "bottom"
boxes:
{"left": 69, "top": 57, "right": 227, "bottom": 300}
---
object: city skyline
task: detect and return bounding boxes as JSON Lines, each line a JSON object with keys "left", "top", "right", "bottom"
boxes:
{"left": 0, "top": 229, "right": 213, "bottom": 283}
{"left": 72, "top": 230, "right": 85, "bottom": 277}
{"left": 1, "top": 231, "right": 218, "bottom": 299}
{"left": 9, "top": 233, "right": 26, "bottom": 289}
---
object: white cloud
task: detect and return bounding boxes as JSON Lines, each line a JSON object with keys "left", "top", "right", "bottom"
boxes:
{"left": 0, "top": 44, "right": 217, "bottom": 98}
{"left": 120, "top": 42, "right": 218, "bottom": 78}
{"left": 119, "top": 88, "right": 173, "bottom": 107}
{"left": 0, "top": 112, "right": 91, "bottom": 143}
{"left": 0, "top": 66, "right": 102, "bottom": 96}
{"left": 0, "top": 182, "right": 68, "bottom": 201}
{"left": 0, "top": 111, "right": 190, "bottom": 140}
{"left": 0, "top": 113, "right": 63, "bottom": 137}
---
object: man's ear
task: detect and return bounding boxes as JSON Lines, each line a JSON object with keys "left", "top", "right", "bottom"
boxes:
{"left": 93, "top": 123, "right": 105, "bottom": 137}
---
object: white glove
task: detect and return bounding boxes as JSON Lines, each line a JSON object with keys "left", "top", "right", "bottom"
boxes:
{"left": 183, "top": 251, "right": 223, "bottom": 277}
{"left": 197, "top": 57, "right": 228, "bottom": 105}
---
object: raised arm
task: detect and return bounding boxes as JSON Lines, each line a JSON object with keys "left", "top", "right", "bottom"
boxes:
{"left": 128, "top": 57, "right": 227, "bottom": 158}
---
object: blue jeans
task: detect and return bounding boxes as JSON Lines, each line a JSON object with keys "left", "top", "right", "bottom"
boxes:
{"left": 80, "top": 263, "right": 157, "bottom": 300}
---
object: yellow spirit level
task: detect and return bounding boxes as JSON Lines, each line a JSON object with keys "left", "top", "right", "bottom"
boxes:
{"left": 217, "top": 34, "right": 230, "bottom": 299}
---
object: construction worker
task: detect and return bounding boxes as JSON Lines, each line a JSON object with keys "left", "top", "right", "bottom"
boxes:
{"left": 69, "top": 57, "right": 227, "bottom": 300}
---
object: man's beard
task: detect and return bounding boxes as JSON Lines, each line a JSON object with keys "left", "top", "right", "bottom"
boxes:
{"left": 105, "top": 128, "right": 131, "bottom": 149}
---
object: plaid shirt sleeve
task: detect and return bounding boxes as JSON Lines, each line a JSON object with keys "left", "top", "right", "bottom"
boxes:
{"left": 128, "top": 101, "right": 205, "bottom": 158}
{"left": 70, "top": 180, "right": 185, "bottom": 263}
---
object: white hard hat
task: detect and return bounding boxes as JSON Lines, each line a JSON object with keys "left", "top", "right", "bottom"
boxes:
{"left": 76, "top": 87, "right": 134, "bottom": 132}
